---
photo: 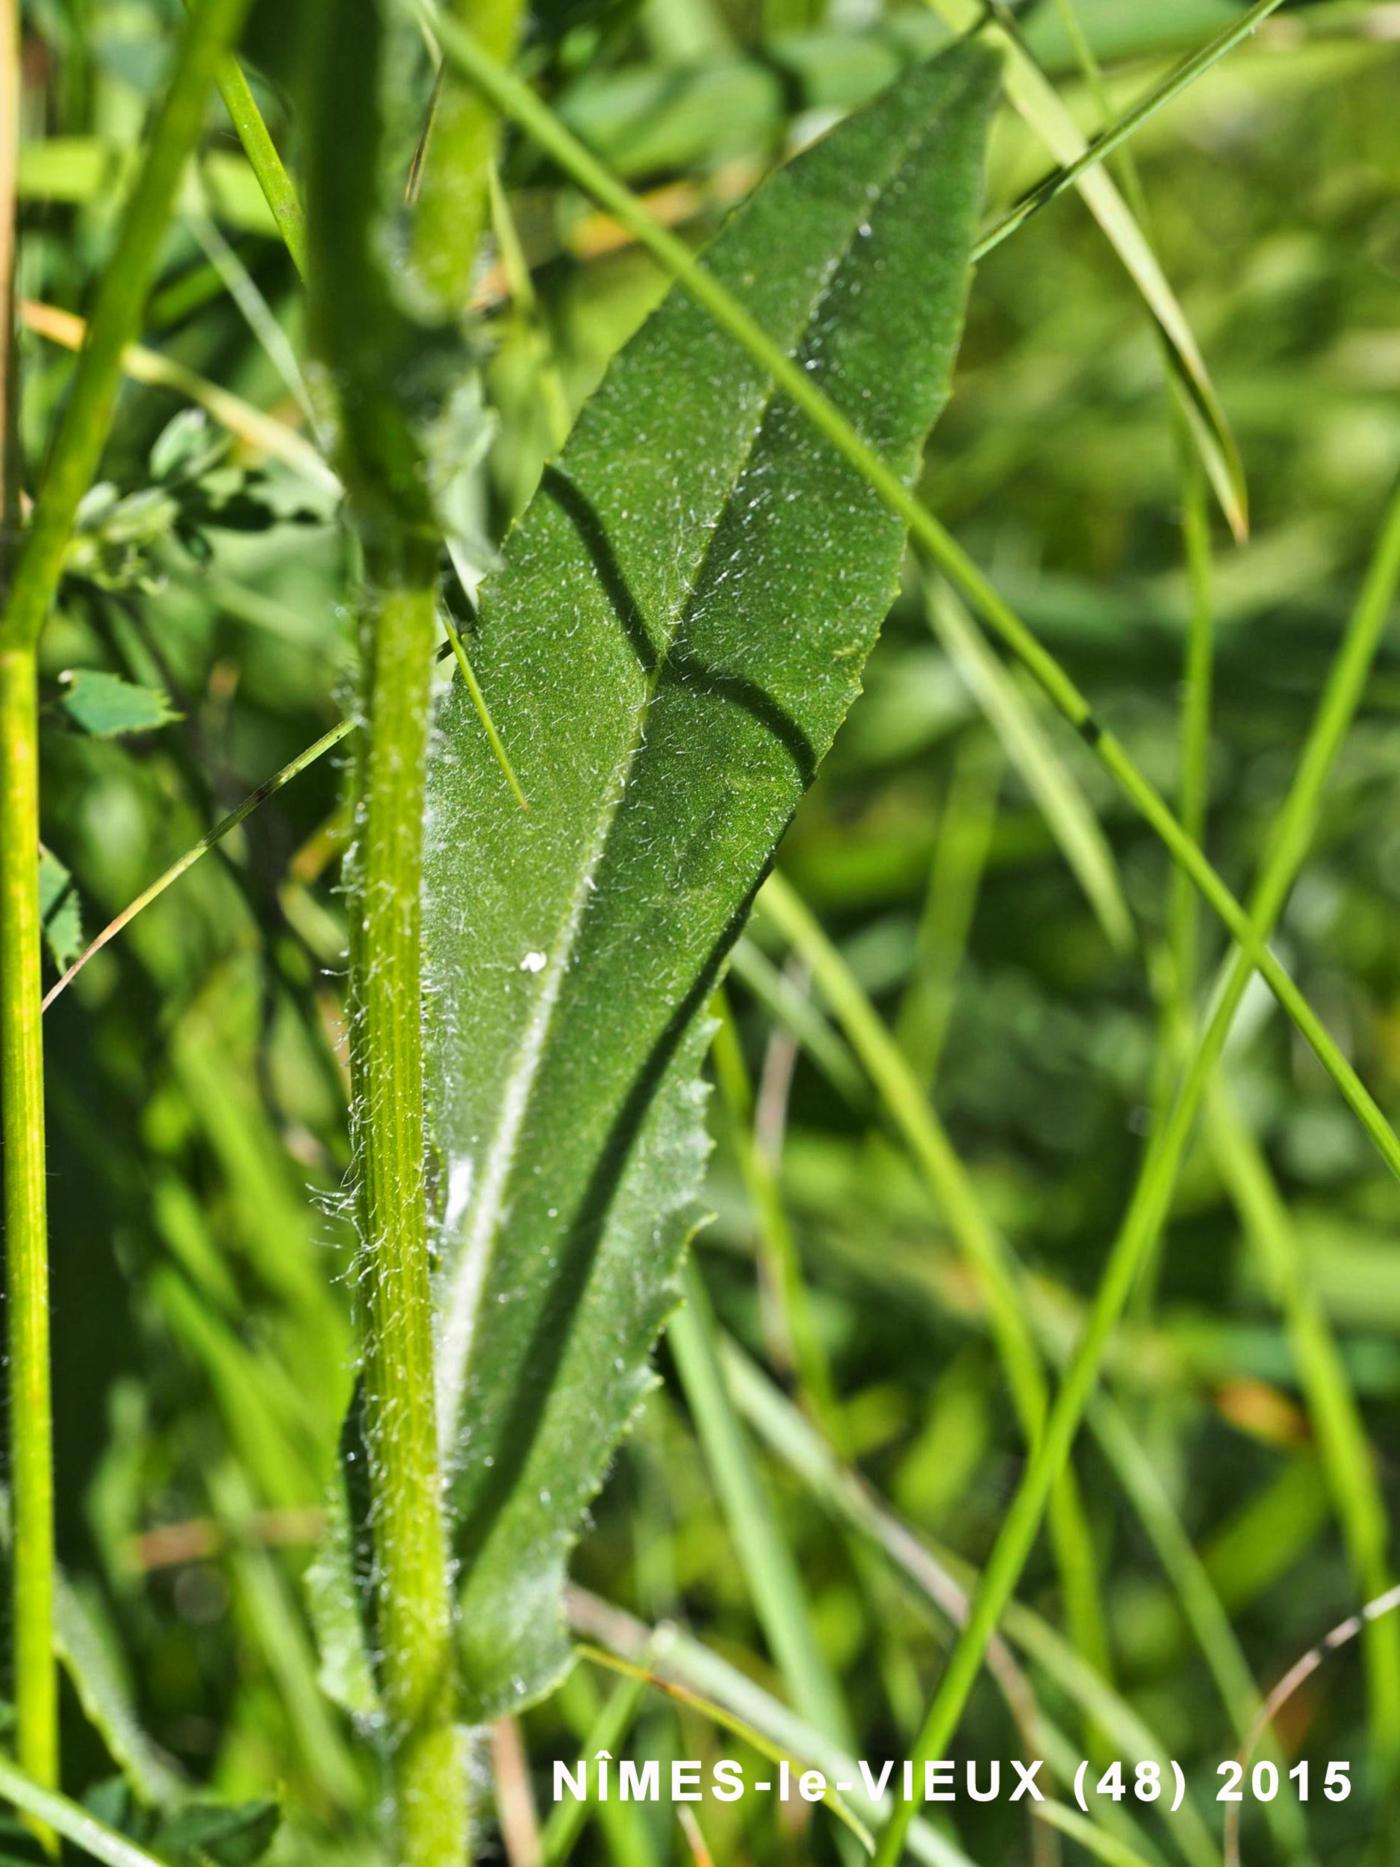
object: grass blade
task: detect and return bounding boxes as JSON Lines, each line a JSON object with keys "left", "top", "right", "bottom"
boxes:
{"left": 0, "top": 1755, "right": 172, "bottom": 1867}
{"left": 873, "top": 477, "right": 1400, "bottom": 1863}
{"left": 670, "top": 1260, "right": 855, "bottom": 1749}
{"left": 928, "top": 580, "right": 1133, "bottom": 954}
{"left": 935, "top": 0, "right": 1252, "bottom": 539}
{"left": 974, "top": 0, "right": 1290, "bottom": 267}
{"left": 755, "top": 872, "right": 1114, "bottom": 1702}
{"left": 1209, "top": 1086, "right": 1400, "bottom": 1766}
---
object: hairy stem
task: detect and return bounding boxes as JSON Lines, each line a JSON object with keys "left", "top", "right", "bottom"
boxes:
{"left": 350, "top": 559, "right": 466, "bottom": 1860}
{"left": 302, "top": 0, "right": 469, "bottom": 1849}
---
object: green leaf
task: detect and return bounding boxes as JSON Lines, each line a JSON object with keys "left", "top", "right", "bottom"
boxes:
{"left": 37, "top": 850, "right": 82, "bottom": 972}
{"left": 55, "top": 1579, "right": 184, "bottom": 1809}
{"left": 152, "top": 1799, "right": 279, "bottom": 1866}
{"left": 59, "top": 670, "right": 181, "bottom": 738}
{"left": 417, "top": 40, "right": 998, "bottom": 1721}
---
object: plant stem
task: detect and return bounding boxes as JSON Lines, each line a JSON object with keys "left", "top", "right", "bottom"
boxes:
{"left": 350, "top": 558, "right": 466, "bottom": 1861}
{"left": 0, "top": 1751, "right": 169, "bottom": 1867}
{"left": 301, "top": 1, "right": 468, "bottom": 1841}
{"left": 0, "top": 0, "right": 57, "bottom": 1815}
{"left": 0, "top": 643, "right": 56, "bottom": 1804}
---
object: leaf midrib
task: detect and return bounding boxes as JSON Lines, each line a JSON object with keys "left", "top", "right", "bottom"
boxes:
{"left": 431, "top": 76, "right": 972, "bottom": 1457}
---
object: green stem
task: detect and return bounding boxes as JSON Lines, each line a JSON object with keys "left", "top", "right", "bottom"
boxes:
{"left": 1, "top": 0, "right": 55, "bottom": 1815}
{"left": 0, "top": 0, "right": 247, "bottom": 1814}
{"left": 0, "top": 645, "right": 56, "bottom": 1805}
{"left": 350, "top": 563, "right": 466, "bottom": 1860}
{"left": 871, "top": 477, "right": 1400, "bottom": 1865}
{"left": 425, "top": 3, "right": 1400, "bottom": 1187}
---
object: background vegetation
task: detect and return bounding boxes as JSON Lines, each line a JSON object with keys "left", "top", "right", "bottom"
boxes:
{"left": 7, "top": 0, "right": 1400, "bottom": 1861}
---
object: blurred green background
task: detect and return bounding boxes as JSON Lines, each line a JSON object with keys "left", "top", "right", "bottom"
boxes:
{"left": 13, "top": 0, "right": 1400, "bottom": 1860}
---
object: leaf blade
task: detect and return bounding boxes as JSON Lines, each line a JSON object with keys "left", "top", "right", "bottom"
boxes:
{"left": 421, "top": 41, "right": 999, "bottom": 1720}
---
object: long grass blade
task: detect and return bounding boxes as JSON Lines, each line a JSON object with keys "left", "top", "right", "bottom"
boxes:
{"left": 0, "top": 1755, "right": 171, "bottom": 1867}
{"left": 974, "top": 0, "right": 1290, "bottom": 265}
{"left": 1209, "top": 1086, "right": 1400, "bottom": 1765}
{"left": 755, "top": 872, "right": 1114, "bottom": 1703}
{"left": 928, "top": 580, "right": 1133, "bottom": 954}
{"left": 928, "top": 0, "right": 1250, "bottom": 538}
{"left": 669, "top": 1260, "right": 856, "bottom": 1751}
{"left": 722, "top": 1350, "right": 1221, "bottom": 1867}
{"left": 872, "top": 477, "right": 1400, "bottom": 1863}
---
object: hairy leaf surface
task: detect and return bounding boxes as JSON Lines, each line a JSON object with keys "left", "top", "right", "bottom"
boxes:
{"left": 421, "top": 41, "right": 998, "bottom": 1721}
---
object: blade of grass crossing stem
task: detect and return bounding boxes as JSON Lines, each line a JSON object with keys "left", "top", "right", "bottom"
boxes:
{"left": 41, "top": 717, "right": 354, "bottom": 1010}
{"left": 927, "top": 580, "right": 1133, "bottom": 954}
{"left": 1208, "top": 1084, "right": 1400, "bottom": 1764}
{"left": 754, "top": 873, "right": 1114, "bottom": 1702}
{"left": 669, "top": 1260, "right": 856, "bottom": 1753}
{"left": 301, "top": 0, "right": 466, "bottom": 1854}
{"left": 872, "top": 480, "right": 1400, "bottom": 1864}
{"left": 423, "top": 6, "right": 1400, "bottom": 1186}
{"left": 930, "top": 0, "right": 1251, "bottom": 538}
{"left": 1, "top": 0, "right": 250, "bottom": 1811}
